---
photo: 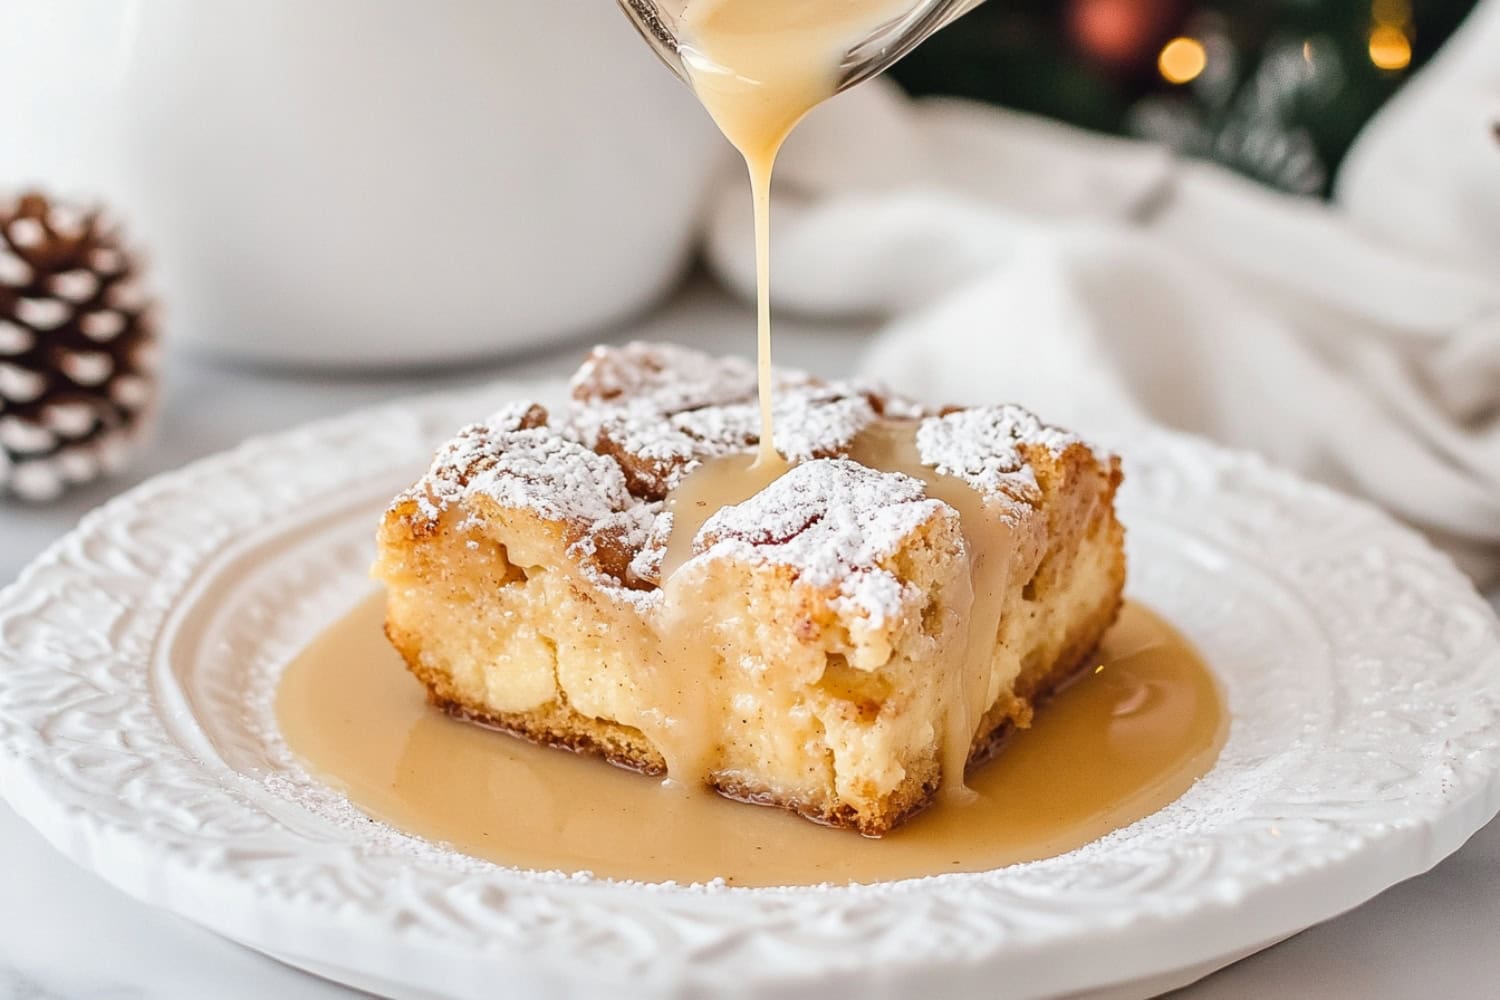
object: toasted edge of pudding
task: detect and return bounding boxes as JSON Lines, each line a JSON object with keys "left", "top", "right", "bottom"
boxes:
{"left": 374, "top": 343, "right": 1125, "bottom": 835}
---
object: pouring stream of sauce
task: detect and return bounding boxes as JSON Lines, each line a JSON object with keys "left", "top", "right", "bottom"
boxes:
{"left": 274, "top": 1, "right": 1230, "bottom": 881}
{"left": 679, "top": 0, "right": 914, "bottom": 469}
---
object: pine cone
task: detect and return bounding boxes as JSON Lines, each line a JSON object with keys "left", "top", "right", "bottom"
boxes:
{"left": 0, "top": 191, "right": 158, "bottom": 502}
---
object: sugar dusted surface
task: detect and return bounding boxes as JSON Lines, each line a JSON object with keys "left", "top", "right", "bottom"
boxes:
{"left": 400, "top": 401, "right": 630, "bottom": 529}
{"left": 694, "top": 458, "right": 951, "bottom": 622}
{"left": 393, "top": 343, "right": 1098, "bottom": 607}
{"left": 570, "top": 340, "right": 760, "bottom": 415}
{"left": 915, "top": 407, "right": 1050, "bottom": 507}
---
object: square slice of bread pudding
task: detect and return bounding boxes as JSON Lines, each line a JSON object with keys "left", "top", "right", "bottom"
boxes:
{"left": 374, "top": 343, "right": 1125, "bottom": 836}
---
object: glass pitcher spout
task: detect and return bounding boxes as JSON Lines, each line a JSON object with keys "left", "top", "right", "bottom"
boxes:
{"left": 616, "top": 0, "right": 987, "bottom": 95}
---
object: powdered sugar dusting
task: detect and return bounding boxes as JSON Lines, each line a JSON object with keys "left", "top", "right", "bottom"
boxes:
{"left": 393, "top": 344, "right": 1104, "bottom": 612}
{"left": 916, "top": 406, "right": 1080, "bottom": 503}
{"left": 693, "top": 459, "right": 954, "bottom": 623}
{"left": 629, "top": 510, "right": 673, "bottom": 585}
{"left": 568, "top": 342, "right": 890, "bottom": 500}
{"left": 585, "top": 385, "right": 879, "bottom": 500}
{"left": 773, "top": 385, "right": 877, "bottom": 461}
{"left": 568, "top": 502, "right": 666, "bottom": 606}
{"left": 571, "top": 341, "right": 760, "bottom": 413}
{"left": 398, "top": 401, "right": 631, "bottom": 529}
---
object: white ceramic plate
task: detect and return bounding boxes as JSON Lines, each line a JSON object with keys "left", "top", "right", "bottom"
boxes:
{"left": 1, "top": 379, "right": 1498, "bottom": 1000}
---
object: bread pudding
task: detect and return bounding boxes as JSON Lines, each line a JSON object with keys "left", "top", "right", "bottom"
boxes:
{"left": 374, "top": 343, "right": 1124, "bottom": 836}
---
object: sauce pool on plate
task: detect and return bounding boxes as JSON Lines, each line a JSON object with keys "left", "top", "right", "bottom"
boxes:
{"left": 276, "top": 595, "right": 1226, "bottom": 887}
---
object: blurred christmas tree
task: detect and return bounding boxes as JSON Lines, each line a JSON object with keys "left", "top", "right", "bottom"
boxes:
{"left": 891, "top": 0, "right": 1477, "bottom": 195}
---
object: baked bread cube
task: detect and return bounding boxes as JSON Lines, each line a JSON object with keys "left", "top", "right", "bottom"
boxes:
{"left": 374, "top": 343, "right": 1124, "bottom": 836}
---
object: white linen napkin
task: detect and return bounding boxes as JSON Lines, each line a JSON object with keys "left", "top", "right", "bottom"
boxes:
{"left": 1337, "top": 0, "right": 1500, "bottom": 279}
{"left": 700, "top": 39, "right": 1500, "bottom": 582}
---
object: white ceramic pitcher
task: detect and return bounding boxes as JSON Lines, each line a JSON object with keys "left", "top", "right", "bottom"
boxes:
{"left": 0, "top": 1, "right": 724, "bottom": 366}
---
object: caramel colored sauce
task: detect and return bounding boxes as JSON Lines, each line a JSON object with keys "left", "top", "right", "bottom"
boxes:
{"left": 679, "top": 0, "right": 914, "bottom": 466}
{"left": 654, "top": 422, "right": 1026, "bottom": 799}
{"left": 625, "top": 453, "right": 789, "bottom": 784}
{"left": 654, "top": 421, "right": 1016, "bottom": 795}
{"left": 276, "top": 595, "right": 1226, "bottom": 887}
{"left": 275, "top": 0, "right": 1228, "bottom": 889}
{"left": 848, "top": 421, "right": 1024, "bottom": 800}
{"left": 660, "top": 452, "right": 789, "bottom": 580}
{"left": 662, "top": 3, "right": 1030, "bottom": 798}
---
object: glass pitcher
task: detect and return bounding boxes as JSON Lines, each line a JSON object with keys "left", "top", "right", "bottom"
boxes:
{"left": 618, "top": 0, "right": 988, "bottom": 95}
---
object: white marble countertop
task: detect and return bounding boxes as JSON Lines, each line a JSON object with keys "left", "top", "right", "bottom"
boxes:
{"left": 1, "top": 278, "right": 1496, "bottom": 1000}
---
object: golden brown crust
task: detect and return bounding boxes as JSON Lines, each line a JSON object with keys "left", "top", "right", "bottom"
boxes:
{"left": 384, "top": 557, "right": 1124, "bottom": 837}
{"left": 968, "top": 580, "right": 1124, "bottom": 771}
{"left": 375, "top": 343, "right": 1128, "bottom": 838}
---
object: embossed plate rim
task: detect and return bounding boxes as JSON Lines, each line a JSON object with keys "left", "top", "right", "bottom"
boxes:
{"left": 0, "top": 377, "right": 1498, "bottom": 1000}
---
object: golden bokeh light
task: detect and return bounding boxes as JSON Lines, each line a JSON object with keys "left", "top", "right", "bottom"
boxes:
{"left": 1368, "top": 24, "right": 1412, "bottom": 71}
{"left": 1158, "top": 36, "right": 1208, "bottom": 85}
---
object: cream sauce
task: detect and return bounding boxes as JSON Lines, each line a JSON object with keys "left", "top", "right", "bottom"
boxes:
{"left": 679, "top": 0, "right": 914, "bottom": 467}
{"left": 277, "top": 595, "right": 1226, "bottom": 886}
